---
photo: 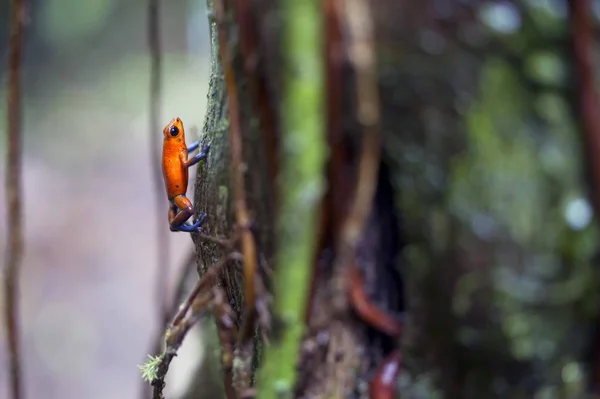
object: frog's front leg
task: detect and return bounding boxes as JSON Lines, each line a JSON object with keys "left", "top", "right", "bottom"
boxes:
{"left": 168, "top": 195, "right": 207, "bottom": 232}
{"left": 184, "top": 141, "right": 211, "bottom": 167}
{"left": 187, "top": 140, "right": 200, "bottom": 152}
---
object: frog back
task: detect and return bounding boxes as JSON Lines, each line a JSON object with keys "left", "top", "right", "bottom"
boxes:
{"left": 162, "top": 141, "right": 188, "bottom": 199}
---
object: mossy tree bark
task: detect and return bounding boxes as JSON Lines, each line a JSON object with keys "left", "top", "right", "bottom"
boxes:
{"left": 189, "top": 1, "right": 600, "bottom": 398}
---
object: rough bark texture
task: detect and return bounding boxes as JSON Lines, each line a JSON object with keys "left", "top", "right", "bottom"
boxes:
{"left": 191, "top": 0, "right": 273, "bottom": 394}
{"left": 189, "top": 1, "right": 600, "bottom": 398}
{"left": 191, "top": 3, "right": 242, "bottom": 397}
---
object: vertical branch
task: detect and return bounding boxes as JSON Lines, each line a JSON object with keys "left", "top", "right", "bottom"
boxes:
{"left": 255, "top": 0, "right": 327, "bottom": 396}
{"left": 4, "top": 0, "right": 27, "bottom": 398}
{"left": 142, "top": 2, "right": 168, "bottom": 398}
{"left": 148, "top": 0, "right": 170, "bottom": 325}
{"left": 213, "top": 0, "right": 259, "bottom": 342}
{"left": 330, "top": 0, "right": 381, "bottom": 312}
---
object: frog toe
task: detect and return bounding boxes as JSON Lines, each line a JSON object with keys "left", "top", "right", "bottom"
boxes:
{"left": 175, "top": 212, "right": 207, "bottom": 232}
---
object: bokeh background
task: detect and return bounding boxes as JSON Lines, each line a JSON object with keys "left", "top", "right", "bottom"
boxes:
{"left": 0, "top": 0, "right": 211, "bottom": 397}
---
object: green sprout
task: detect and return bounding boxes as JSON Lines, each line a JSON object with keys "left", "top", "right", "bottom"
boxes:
{"left": 138, "top": 354, "right": 164, "bottom": 382}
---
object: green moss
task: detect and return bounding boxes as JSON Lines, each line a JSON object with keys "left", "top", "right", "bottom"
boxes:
{"left": 138, "top": 354, "right": 163, "bottom": 382}
{"left": 254, "top": 0, "right": 326, "bottom": 397}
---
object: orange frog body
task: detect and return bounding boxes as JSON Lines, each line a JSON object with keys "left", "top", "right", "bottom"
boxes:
{"left": 161, "top": 117, "right": 210, "bottom": 232}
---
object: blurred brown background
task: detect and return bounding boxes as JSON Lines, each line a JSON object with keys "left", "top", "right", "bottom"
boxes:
{"left": 0, "top": 0, "right": 211, "bottom": 397}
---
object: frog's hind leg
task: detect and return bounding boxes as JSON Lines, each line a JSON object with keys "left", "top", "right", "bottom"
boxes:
{"left": 168, "top": 203, "right": 178, "bottom": 227}
{"left": 169, "top": 195, "right": 207, "bottom": 232}
{"left": 181, "top": 212, "right": 207, "bottom": 232}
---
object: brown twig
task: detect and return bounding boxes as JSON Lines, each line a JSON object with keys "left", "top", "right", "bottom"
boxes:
{"left": 152, "top": 291, "right": 214, "bottom": 399}
{"left": 148, "top": 0, "right": 170, "bottom": 326}
{"left": 331, "top": 0, "right": 381, "bottom": 312}
{"left": 197, "top": 232, "right": 234, "bottom": 247}
{"left": 150, "top": 251, "right": 242, "bottom": 399}
{"left": 213, "top": 0, "right": 260, "bottom": 344}
{"left": 143, "top": 1, "right": 167, "bottom": 396}
{"left": 212, "top": 287, "right": 239, "bottom": 399}
{"left": 347, "top": 266, "right": 401, "bottom": 337}
{"left": 171, "top": 251, "right": 242, "bottom": 326}
{"left": 141, "top": 249, "right": 195, "bottom": 399}
{"left": 339, "top": 0, "right": 381, "bottom": 249}
{"left": 166, "top": 234, "right": 235, "bottom": 327}
{"left": 140, "top": 233, "right": 231, "bottom": 399}
{"left": 144, "top": 230, "right": 239, "bottom": 398}
{"left": 333, "top": 0, "right": 386, "bottom": 398}
{"left": 170, "top": 229, "right": 240, "bottom": 327}
{"left": 4, "top": 1, "right": 26, "bottom": 398}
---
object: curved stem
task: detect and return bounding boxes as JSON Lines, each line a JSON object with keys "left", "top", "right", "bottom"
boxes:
{"left": 4, "top": 0, "right": 26, "bottom": 398}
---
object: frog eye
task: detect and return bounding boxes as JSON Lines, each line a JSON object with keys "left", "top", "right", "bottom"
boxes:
{"left": 169, "top": 125, "right": 179, "bottom": 137}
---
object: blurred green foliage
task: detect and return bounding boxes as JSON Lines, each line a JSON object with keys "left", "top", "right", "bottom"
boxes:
{"left": 377, "top": 1, "right": 600, "bottom": 397}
